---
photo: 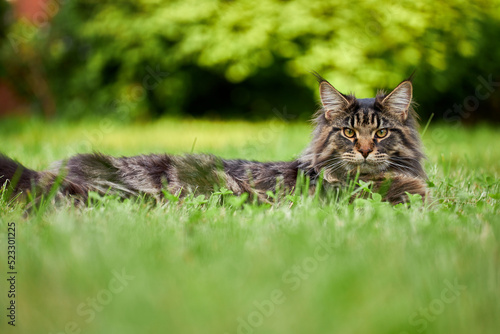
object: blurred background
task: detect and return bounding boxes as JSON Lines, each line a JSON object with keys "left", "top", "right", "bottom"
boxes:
{"left": 0, "top": 0, "right": 499, "bottom": 123}
{"left": 1, "top": 4, "right": 499, "bottom": 334}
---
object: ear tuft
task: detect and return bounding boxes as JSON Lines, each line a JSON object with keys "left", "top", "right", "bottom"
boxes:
{"left": 319, "top": 81, "right": 349, "bottom": 121}
{"left": 381, "top": 81, "right": 412, "bottom": 120}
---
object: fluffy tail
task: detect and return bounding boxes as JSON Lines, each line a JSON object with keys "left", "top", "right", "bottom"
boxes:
{"left": 0, "top": 154, "right": 40, "bottom": 196}
{"left": 0, "top": 154, "right": 93, "bottom": 204}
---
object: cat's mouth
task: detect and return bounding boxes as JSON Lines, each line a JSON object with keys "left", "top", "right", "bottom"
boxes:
{"left": 338, "top": 152, "right": 389, "bottom": 175}
{"left": 344, "top": 159, "right": 389, "bottom": 175}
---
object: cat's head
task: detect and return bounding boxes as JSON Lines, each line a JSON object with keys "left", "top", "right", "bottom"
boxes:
{"left": 300, "top": 74, "right": 426, "bottom": 181}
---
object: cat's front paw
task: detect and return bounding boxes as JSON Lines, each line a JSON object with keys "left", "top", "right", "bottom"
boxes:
{"left": 378, "top": 174, "right": 428, "bottom": 205}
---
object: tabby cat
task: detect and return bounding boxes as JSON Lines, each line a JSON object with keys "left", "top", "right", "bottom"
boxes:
{"left": 0, "top": 74, "right": 427, "bottom": 205}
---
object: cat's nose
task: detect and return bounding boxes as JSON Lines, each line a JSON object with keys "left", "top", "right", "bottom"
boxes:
{"left": 359, "top": 148, "right": 373, "bottom": 158}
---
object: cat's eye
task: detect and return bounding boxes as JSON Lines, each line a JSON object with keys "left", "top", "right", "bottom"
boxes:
{"left": 375, "top": 129, "right": 389, "bottom": 138}
{"left": 343, "top": 128, "right": 356, "bottom": 138}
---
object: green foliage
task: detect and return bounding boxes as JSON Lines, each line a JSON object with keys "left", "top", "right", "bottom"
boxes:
{"left": 1, "top": 0, "right": 500, "bottom": 120}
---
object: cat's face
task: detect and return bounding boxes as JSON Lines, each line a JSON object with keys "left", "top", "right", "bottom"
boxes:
{"left": 303, "top": 77, "right": 425, "bottom": 180}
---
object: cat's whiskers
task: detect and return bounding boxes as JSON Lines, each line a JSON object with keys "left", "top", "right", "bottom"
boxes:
{"left": 324, "top": 160, "right": 347, "bottom": 171}
{"left": 388, "top": 160, "right": 420, "bottom": 176}
{"left": 316, "top": 156, "right": 343, "bottom": 168}
{"left": 390, "top": 156, "right": 420, "bottom": 162}
{"left": 325, "top": 161, "right": 349, "bottom": 175}
{"left": 389, "top": 156, "right": 420, "bottom": 167}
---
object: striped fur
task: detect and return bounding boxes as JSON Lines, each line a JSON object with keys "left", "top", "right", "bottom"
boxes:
{"left": 0, "top": 76, "right": 428, "bottom": 205}
{"left": 299, "top": 75, "right": 426, "bottom": 182}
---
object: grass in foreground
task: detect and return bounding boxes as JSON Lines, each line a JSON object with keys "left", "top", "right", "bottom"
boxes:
{"left": 0, "top": 118, "right": 499, "bottom": 334}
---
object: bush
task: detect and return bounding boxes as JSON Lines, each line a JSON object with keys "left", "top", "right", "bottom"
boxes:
{"left": 2, "top": 0, "right": 500, "bottom": 122}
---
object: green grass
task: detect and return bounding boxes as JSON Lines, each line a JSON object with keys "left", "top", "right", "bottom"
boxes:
{"left": 0, "top": 118, "right": 499, "bottom": 334}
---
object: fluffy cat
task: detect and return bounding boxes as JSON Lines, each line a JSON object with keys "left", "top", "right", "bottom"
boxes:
{"left": 0, "top": 75, "right": 428, "bottom": 205}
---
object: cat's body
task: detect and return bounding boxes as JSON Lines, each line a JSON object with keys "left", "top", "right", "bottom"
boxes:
{"left": 0, "top": 75, "right": 428, "bottom": 205}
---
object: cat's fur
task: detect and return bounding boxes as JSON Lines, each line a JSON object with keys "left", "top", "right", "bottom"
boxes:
{"left": 0, "top": 75, "right": 428, "bottom": 205}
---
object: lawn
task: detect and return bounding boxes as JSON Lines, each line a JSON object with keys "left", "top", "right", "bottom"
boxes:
{"left": 0, "top": 118, "right": 499, "bottom": 334}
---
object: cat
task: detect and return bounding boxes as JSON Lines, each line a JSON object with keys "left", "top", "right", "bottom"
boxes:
{"left": 0, "top": 74, "right": 428, "bottom": 205}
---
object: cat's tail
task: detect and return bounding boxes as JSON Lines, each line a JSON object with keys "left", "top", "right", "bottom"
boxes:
{"left": 0, "top": 154, "right": 40, "bottom": 196}
{"left": 0, "top": 154, "right": 89, "bottom": 203}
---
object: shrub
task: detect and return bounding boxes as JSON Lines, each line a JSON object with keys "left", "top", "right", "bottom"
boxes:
{"left": 2, "top": 0, "right": 500, "bottom": 122}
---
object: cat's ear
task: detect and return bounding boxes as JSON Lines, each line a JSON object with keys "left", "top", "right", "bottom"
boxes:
{"left": 319, "top": 81, "right": 349, "bottom": 121}
{"left": 381, "top": 80, "right": 413, "bottom": 120}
